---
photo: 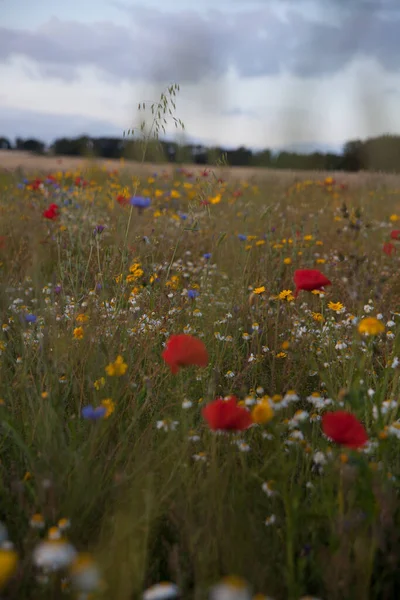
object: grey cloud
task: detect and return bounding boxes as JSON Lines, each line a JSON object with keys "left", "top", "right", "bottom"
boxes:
{"left": 0, "top": 3, "right": 400, "bottom": 84}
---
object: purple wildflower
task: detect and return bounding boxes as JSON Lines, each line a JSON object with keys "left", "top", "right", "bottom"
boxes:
{"left": 82, "top": 405, "right": 106, "bottom": 421}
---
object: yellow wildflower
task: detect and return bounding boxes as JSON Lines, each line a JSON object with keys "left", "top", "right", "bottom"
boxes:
{"left": 328, "top": 301, "right": 344, "bottom": 312}
{"left": 165, "top": 275, "right": 179, "bottom": 289}
{"left": 126, "top": 269, "right": 144, "bottom": 282}
{"left": 283, "top": 257, "right": 292, "bottom": 264}
{"left": 94, "top": 377, "right": 105, "bottom": 391}
{"left": 73, "top": 327, "right": 84, "bottom": 340}
{"left": 129, "top": 262, "right": 141, "bottom": 273}
{"left": 390, "top": 214, "right": 399, "bottom": 222}
{"left": 0, "top": 546, "right": 18, "bottom": 590}
{"left": 252, "top": 400, "right": 274, "bottom": 424}
{"left": 312, "top": 312, "right": 324, "bottom": 322}
{"left": 358, "top": 317, "right": 385, "bottom": 336}
{"left": 101, "top": 398, "right": 115, "bottom": 418}
{"left": 130, "top": 286, "right": 143, "bottom": 296}
{"left": 76, "top": 313, "right": 89, "bottom": 324}
{"left": 105, "top": 356, "right": 128, "bottom": 377}
{"left": 253, "top": 286, "right": 266, "bottom": 295}
{"left": 278, "top": 290, "right": 295, "bottom": 302}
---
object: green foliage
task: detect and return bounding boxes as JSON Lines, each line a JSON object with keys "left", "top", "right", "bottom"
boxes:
{"left": 1, "top": 164, "right": 400, "bottom": 598}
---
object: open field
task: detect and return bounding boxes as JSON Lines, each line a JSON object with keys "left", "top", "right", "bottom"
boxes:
{"left": 0, "top": 161, "right": 400, "bottom": 599}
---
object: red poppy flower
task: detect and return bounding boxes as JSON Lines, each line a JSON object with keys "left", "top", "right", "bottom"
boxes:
{"left": 202, "top": 396, "right": 253, "bottom": 431}
{"left": 201, "top": 169, "right": 210, "bottom": 177}
{"left": 383, "top": 242, "right": 396, "bottom": 256}
{"left": 42, "top": 203, "right": 59, "bottom": 220}
{"left": 390, "top": 230, "right": 400, "bottom": 241}
{"left": 75, "top": 177, "right": 88, "bottom": 187}
{"left": 294, "top": 269, "right": 331, "bottom": 297}
{"left": 46, "top": 174, "right": 57, "bottom": 183}
{"left": 31, "top": 178, "right": 43, "bottom": 191}
{"left": 116, "top": 194, "right": 129, "bottom": 206}
{"left": 162, "top": 334, "right": 208, "bottom": 374}
{"left": 322, "top": 411, "right": 368, "bottom": 449}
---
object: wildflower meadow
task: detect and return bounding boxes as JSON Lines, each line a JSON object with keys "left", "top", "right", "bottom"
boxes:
{"left": 1, "top": 138, "right": 400, "bottom": 599}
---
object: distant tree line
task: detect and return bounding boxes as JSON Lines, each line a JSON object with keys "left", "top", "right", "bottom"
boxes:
{"left": 1, "top": 133, "right": 400, "bottom": 172}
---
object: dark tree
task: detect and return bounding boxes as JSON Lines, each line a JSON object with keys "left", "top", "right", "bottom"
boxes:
{"left": 0, "top": 137, "right": 12, "bottom": 150}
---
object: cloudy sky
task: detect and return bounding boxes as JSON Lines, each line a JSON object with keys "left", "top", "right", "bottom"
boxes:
{"left": 1, "top": 0, "right": 400, "bottom": 152}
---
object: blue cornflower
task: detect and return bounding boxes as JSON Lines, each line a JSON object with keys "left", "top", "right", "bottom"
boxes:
{"left": 187, "top": 289, "right": 199, "bottom": 299}
{"left": 82, "top": 405, "right": 106, "bottom": 420}
{"left": 25, "top": 314, "right": 37, "bottom": 324}
{"left": 238, "top": 234, "right": 247, "bottom": 241}
{"left": 93, "top": 224, "right": 105, "bottom": 235}
{"left": 178, "top": 212, "right": 188, "bottom": 220}
{"left": 130, "top": 196, "right": 151, "bottom": 209}
{"left": 203, "top": 253, "right": 212, "bottom": 260}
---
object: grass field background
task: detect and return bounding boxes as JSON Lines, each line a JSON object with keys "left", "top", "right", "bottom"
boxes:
{"left": 0, "top": 154, "right": 400, "bottom": 599}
